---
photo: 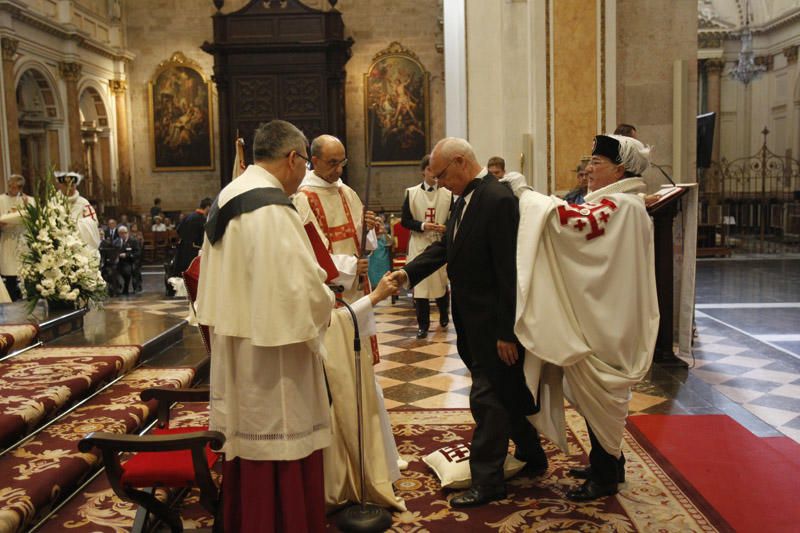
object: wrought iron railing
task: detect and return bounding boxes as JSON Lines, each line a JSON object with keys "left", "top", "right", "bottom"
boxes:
{"left": 699, "top": 128, "right": 800, "bottom": 254}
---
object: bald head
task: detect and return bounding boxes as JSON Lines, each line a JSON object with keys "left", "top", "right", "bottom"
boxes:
{"left": 310, "top": 134, "right": 347, "bottom": 184}
{"left": 429, "top": 137, "right": 482, "bottom": 195}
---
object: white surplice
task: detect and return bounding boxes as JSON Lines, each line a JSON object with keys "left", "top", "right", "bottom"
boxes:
{"left": 514, "top": 178, "right": 659, "bottom": 458}
{"left": 197, "top": 165, "right": 338, "bottom": 461}
{"left": 0, "top": 193, "right": 34, "bottom": 277}
{"left": 65, "top": 191, "right": 101, "bottom": 260}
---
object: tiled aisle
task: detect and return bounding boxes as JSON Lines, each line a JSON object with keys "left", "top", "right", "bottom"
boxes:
{"left": 107, "top": 259, "right": 800, "bottom": 443}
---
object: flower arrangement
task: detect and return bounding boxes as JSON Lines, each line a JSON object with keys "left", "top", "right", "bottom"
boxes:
{"left": 17, "top": 169, "right": 106, "bottom": 311}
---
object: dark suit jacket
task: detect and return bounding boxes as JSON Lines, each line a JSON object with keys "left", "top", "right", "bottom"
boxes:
{"left": 113, "top": 237, "right": 140, "bottom": 263}
{"left": 403, "top": 174, "right": 535, "bottom": 415}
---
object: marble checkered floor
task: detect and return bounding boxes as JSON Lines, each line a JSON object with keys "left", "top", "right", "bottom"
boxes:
{"left": 106, "top": 259, "right": 800, "bottom": 443}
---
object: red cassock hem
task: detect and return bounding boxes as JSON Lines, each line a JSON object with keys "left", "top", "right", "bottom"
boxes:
{"left": 222, "top": 449, "right": 325, "bottom": 533}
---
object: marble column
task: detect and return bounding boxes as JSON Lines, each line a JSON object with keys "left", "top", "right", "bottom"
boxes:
{"left": 59, "top": 61, "right": 83, "bottom": 173}
{"left": 704, "top": 59, "right": 725, "bottom": 160}
{"left": 2, "top": 38, "right": 22, "bottom": 175}
{"left": 109, "top": 79, "right": 131, "bottom": 208}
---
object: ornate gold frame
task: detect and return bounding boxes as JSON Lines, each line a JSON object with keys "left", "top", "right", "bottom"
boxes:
{"left": 148, "top": 52, "right": 214, "bottom": 171}
{"left": 363, "top": 42, "right": 430, "bottom": 166}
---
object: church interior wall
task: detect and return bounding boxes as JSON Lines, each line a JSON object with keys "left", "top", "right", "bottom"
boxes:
{"left": 616, "top": 0, "right": 698, "bottom": 187}
{"left": 123, "top": 0, "right": 443, "bottom": 214}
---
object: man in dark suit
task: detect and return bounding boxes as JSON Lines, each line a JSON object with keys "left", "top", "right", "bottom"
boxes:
{"left": 390, "top": 137, "right": 547, "bottom": 508}
{"left": 113, "top": 225, "right": 141, "bottom": 295}
{"left": 171, "top": 197, "right": 211, "bottom": 276}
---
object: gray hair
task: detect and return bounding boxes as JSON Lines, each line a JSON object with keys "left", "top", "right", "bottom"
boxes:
{"left": 8, "top": 174, "right": 24, "bottom": 188}
{"left": 435, "top": 137, "right": 478, "bottom": 164}
{"left": 252, "top": 120, "right": 308, "bottom": 162}
{"left": 310, "top": 134, "right": 342, "bottom": 159}
{"left": 117, "top": 225, "right": 129, "bottom": 233}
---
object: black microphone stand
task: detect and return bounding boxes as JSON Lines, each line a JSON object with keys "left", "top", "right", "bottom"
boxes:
{"left": 331, "top": 287, "right": 392, "bottom": 533}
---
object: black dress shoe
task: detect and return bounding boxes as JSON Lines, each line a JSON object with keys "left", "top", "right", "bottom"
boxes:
{"left": 566, "top": 479, "right": 618, "bottom": 501}
{"left": 416, "top": 329, "right": 428, "bottom": 339}
{"left": 568, "top": 463, "right": 625, "bottom": 483}
{"left": 449, "top": 486, "right": 506, "bottom": 508}
{"left": 439, "top": 318, "right": 449, "bottom": 328}
{"left": 514, "top": 452, "right": 548, "bottom": 477}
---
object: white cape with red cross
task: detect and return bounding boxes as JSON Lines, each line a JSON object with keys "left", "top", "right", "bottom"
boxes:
{"left": 514, "top": 182, "right": 659, "bottom": 458}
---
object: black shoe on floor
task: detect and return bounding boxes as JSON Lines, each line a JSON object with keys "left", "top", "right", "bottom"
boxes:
{"left": 450, "top": 486, "right": 506, "bottom": 508}
{"left": 568, "top": 462, "right": 625, "bottom": 483}
{"left": 416, "top": 329, "right": 428, "bottom": 339}
{"left": 439, "top": 318, "right": 449, "bottom": 328}
{"left": 566, "top": 479, "right": 618, "bottom": 501}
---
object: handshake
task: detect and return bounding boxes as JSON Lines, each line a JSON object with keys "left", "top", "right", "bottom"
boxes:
{"left": 367, "top": 270, "right": 408, "bottom": 306}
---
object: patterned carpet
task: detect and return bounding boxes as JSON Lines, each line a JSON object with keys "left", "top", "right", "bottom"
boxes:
{"left": 40, "top": 406, "right": 732, "bottom": 532}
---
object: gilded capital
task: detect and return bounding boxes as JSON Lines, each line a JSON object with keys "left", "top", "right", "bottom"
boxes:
{"left": 754, "top": 54, "right": 773, "bottom": 71}
{"left": 704, "top": 58, "right": 726, "bottom": 75}
{"left": 58, "top": 61, "right": 82, "bottom": 82}
{"left": 784, "top": 45, "right": 798, "bottom": 65}
{"left": 109, "top": 79, "right": 127, "bottom": 94}
{"left": 1, "top": 38, "right": 18, "bottom": 61}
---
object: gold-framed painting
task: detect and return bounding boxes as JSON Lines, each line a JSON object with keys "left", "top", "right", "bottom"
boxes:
{"left": 364, "top": 42, "right": 430, "bottom": 166}
{"left": 148, "top": 52, "right": 214, "bottom": 171}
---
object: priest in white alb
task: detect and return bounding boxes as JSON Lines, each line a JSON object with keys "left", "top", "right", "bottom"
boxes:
{"left": 55, "top": 171, "right": 101, "bottom": 260}
{"left": 506, "top": 134, "right": 660, "bottom": 501}
{"left": 0, "top": 174, "right": 34, "bottom": 301}
{"left": 401, "top": 154, "right": 452, "bottom": 339}
{"left": 292, "top": 134, "right": 405, "bottom": 512}
{"left": 196, "top": 120, "right": 400, "bottom": 531}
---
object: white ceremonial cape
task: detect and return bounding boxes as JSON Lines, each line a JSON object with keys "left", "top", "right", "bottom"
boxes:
{"left": 405, "top": 184, "right": 451, "bottom": 299}
{"left": 65, "top": 191, "right": 101, "bottom": 259}
{"left": 0, "top": 193, "right": 34, "bottom": 276}
{"left": 514, "top": 178, "right": 659, "bottom": 458}
{"left": 196, "top": 165, "right": 335, "bottom": 461}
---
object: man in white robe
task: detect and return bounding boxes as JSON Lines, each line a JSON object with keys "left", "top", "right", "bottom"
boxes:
{"left": 55, "top": 172, "right": 101, "bottom": 260}
{"left": 508, "top": 134, "right": 659, "bottom": 501}
{"left": 196, "top": 120, "right": 399, "bottom": 531}
{"left": 292, "top": 134, "right": 405, "bottom": 511}
{"left": 401, "top": 154, "right": 452, "bottom": 339}
{"left": 0, "top": 174, "right": 33, "bottom": 301}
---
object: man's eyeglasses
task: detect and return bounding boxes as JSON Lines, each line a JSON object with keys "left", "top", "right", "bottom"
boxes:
{"left": 433, "top": 159, "right": 456, "bottom": 181}
{"left": 324, "top": 158, "right": 348, "bottom": 169}
{"left": 288, "top": 151, "right": 312, "bottom": 169}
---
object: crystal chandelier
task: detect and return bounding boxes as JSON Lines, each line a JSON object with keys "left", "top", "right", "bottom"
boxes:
{"left": 729, "top": 0, "right": 765, "bottom": 85}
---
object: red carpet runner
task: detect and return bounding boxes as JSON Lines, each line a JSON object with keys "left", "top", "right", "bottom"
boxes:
{"left": 628, "top": 414, "right": 800, "bottom": 533}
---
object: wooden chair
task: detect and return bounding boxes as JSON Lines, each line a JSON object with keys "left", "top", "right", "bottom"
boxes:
{"left": 78, "top": 256, "right": 219, "bottom": 533}
{"left": 154, "top": 231, "right": 170, "bottom": 262}
{"left": 141, "top": 231, "right": 156, "bottom": 263}
{"left": 79, "top": 388, "right": 223, "bottom": 533}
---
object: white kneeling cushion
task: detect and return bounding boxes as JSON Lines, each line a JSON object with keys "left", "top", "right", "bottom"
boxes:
{"left": 422, "top": 443, "right": 526, "bottom": 489}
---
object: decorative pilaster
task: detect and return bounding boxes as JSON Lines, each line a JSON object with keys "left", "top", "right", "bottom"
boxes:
{"left": 109, "top": 79, "right": 131, "bottom": 208}
{"left": 704, "top": 58, "right": 725, "bottom": 165}
{"left": 59, "top": 61, "right": 83, "bottom": 174}
{"left": 2, "top": 38, "right": 22, "bottom": 174}
{"left": 754, "top": 54, "right": 774, "bottom": 71}
{"left": 783, "top": 45, "right": 798, "bottom": 65}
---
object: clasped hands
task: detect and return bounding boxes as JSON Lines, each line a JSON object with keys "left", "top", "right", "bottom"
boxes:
{"left": 424, "top": 222, "right": 446, "bottom": 234}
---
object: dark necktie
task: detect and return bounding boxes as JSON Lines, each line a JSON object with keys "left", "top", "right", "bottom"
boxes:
{"left": 451, "top": 178, "right": 480, "bottom": 235}
{"left": 427, "top": 186, "right": 434, "bottom": 192}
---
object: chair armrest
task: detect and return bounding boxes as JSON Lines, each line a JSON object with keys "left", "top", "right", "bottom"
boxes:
{"left": 79, "top": 430, "right": 225, "bottom": 454}
{"left": 140, "top": 387, "right": 210, "bottom": 428}
{"left": 140, "top": 386, "right": 210, "bottom": 403}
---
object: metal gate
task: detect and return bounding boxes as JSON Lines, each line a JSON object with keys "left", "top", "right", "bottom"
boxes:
{"left": 698, "top": 128, "right": 800, "bottom": 255}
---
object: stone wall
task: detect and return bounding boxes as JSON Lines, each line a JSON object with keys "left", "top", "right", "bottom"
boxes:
{"left": 123, "top": 0, "right": 443, "bottom": 214}
{"left": 617, "top": 0, "right": 699, "bottom": 186}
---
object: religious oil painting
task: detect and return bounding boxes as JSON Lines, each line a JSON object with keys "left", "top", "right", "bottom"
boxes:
{"left": 364, "top": 42, "right": 430, "bottom": 166}
{"left": 148, "top": 52, "right": 214, "bottom": 171}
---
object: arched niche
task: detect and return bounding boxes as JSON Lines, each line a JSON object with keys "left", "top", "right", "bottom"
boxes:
{"left": 79, "top": 84, "right": 113, "bottom": 205}
{"left": 15, "top": 66, "right": 62, "bottom": 191}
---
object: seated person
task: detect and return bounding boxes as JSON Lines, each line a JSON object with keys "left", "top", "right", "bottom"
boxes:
{"left": 113, "top": 225, "right": 141, "bottom": 295}
{"left": 151, "top": 216, "right": 167, "bottom": 232}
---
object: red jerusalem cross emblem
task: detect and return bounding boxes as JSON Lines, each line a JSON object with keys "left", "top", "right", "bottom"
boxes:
{"left": 557, "top": 199, "right": 618, "bottom": 241}
{"left": 440, "top": 444, "right": 470, "bottom": 463}
{"left": 424, "top": 207, "right": 436, "bottom": 223}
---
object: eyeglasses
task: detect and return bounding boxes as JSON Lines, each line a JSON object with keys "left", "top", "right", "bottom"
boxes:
{"left": 324, "top": 158, "right": 348, "bottom": 169}
{"left": 433, "top": 159, "right": 456, "bottom": 181}
{"left": 288, "top": 151, "right": 312, "bottom": 169}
